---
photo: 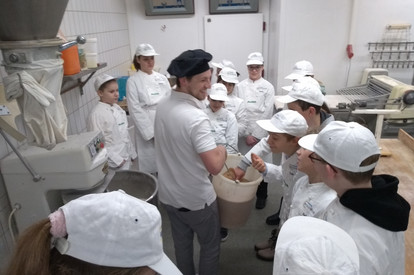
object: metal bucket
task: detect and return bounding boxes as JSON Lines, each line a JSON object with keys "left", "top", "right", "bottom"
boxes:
{"left": 106, "top": 170, "right": 158, "bottom": 207}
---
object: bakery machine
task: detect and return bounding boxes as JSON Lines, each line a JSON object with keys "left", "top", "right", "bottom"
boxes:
{"left": 0, "top": 0, "right": 109, "bottom": 234}
{"left": 336, "top": 75, "right": 414, "bottom": 138}
{"left": 0, "top": 131, "right": 108, "bottom": 233}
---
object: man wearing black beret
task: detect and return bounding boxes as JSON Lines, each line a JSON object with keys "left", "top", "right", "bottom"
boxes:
{"left": 154, "top": 49, "right": 227, "bottom": 275}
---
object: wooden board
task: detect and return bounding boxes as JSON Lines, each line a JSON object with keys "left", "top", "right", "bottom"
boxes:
{"left": 399, "top": 129, "right": 414, "bottom": 152}
{"left": 377, "top": 138, "right": 414, "bottom": 275}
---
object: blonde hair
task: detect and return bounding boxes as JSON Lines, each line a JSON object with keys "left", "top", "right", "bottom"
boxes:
{"left": 6, "top": 219, "right": 52, "bottom": 275}
{"left": 6, "top": 219, "right": 150, "bottom": 275}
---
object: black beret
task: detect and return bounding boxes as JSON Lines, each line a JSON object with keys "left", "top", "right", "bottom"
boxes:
{"left": 167, "top": 49, "right": 213, "bottom": 78}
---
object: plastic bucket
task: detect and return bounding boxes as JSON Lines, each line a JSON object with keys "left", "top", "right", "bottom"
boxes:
{"left": 61, "top": 45, "right": 81, "bottom": 75}
{"left": 82, "top": 37, "right": 97, "bottom": 54}
{"left": 212, "top": 154, "right": 263, "bottom": 228}
{"left": 117, "top": 76, "right": 129, "bottom": 101}
{"left": 86, "top": 53, "right": 98, "bottom": 68}
{"left": 106, "top": 170, "right": 158, "bottom": 207}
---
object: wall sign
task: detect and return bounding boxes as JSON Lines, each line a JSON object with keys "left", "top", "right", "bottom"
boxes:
{"left": 209, "top": 0, "right": 259, "bottom": 14}
{"left": 144, "top": 0, "right": 194, "bottom": 16}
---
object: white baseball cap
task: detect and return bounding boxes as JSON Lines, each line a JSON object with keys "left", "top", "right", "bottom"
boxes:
{"left": 299, "top": 121, "right": 380, "bottom": 172}
{"left": 135, "top": 43, "right": 159, "bottom": 56}
{"left": 277, "top": 82, "right": 324, "bottom": 106}
{"left": 211, "top": 59, "right": 236, "bottom": 70}
{"left": 274, "top": 216, "right": 360, "bottom": 275}
{"left": 94, "top": 73, "right": 116, "bottom": 91}
{"left": 298, "top": 133, "right": 318, "bottom": 151}
{"left": 256, "top": 109, "right": 308, "bottom": 137}
{"left": 53, "top": 190, "right": 182, "bottom": 274}
{"left": 282, "top": 76, "right": 321, "bottom": 92}
{"left": 219, "top": 67, "right": 239, "bottom": 84}
{"left": 208, "top": 83, "right": 229, "bottom": 101}
{"left": 246, "top": 52, "right": 264, "bottom": 65}
{"left": 285, "top": 60, "right": 314, "bottom": 80}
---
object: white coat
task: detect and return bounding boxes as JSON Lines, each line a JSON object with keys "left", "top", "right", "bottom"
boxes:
{"left": 265, "top": 153, "right": 305, "bottom": 225}
{"left": 225, "top": 93, "right": 247, "bottom": 137}
{"left": 87, "top": 102, "right": 136, "bottom": 168}
{"left": 205, "top": 107, "right": 238, "bottom": 154}
{"left": 234, "top": 77, "right": 275, "bottom": 155}
{"left": 320, "top": 198, "right": 405, "bottom": 275}
{"left": 288, "top": 176, "right": 336, "bottom": 218}
{"left": 126, "top": 70, "right": 171, "bottom": 173}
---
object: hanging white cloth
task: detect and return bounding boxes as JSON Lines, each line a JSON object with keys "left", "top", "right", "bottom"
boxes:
{"left": 3, "top": 59, "right": 67, "bottom": 149}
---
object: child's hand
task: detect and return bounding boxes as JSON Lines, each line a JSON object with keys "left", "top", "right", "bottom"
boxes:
{"left": 246, "top": 135, "right": 259, "bottom": 146}
{"left": 233, "top": 167, "right": 246, "bottom": 180}
{"left": 251, "top": 153, "right": 266, "bottom": 173}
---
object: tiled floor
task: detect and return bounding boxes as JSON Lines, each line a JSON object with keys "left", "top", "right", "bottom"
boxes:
{"left": 159, "top": 180, "right": 283, "bottom": 275}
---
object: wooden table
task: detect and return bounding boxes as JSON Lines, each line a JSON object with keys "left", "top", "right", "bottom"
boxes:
{"left": 376, "top": 130, "right": 414, "bottom": 274}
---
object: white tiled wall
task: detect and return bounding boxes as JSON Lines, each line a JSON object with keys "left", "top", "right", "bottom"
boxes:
{"left": 0, "top": 0, "right": 132, "bottom": 269}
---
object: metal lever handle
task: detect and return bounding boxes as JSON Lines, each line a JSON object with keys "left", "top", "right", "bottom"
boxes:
{"left": 0, "top": 128, "right": 42, "bottom": 182}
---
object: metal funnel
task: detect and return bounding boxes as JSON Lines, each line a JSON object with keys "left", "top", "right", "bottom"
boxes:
{"left": 0, "top": 0, "right": 69, "bottom": 41}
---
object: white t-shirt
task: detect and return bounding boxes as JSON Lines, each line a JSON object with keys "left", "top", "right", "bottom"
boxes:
{"left": 155, "top": 91, "right": 218, "bottom": 210}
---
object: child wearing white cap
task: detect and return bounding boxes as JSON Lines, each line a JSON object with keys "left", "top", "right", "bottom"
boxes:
{"left": 273, "top": 216, "right": 360, "bottom": 275}
{"left": 285, "top": 60, "right": 326, "bottom": 95}
{"left": 248, "top": 110, "right": 308, "bottom": 261}
{"left": 206, "top": 82, "right": 239, "bottom": 242}
{"left": 288, "top": 134, "right": 336, "bottom": 219}
{"left": 217, "top": 67, "right": 247, "bottom": 138}
{"left": 235, "top": 51, "right": 275, "bottom": 210}
{"left": 211, "top": 59, "right": 237, "bottom": 80}
{"left": 127, "top": 43, "right": 171, "bottom": 174}
{"left": 300, "top": 121, "right": 410, "bottom": 274}
{"left": 205, "top": 83, "right": 239, "bottom": 155}
{"left": 87, "top": 73, "right": 137, "bottom": 171}
{"left": 254, "top": 133, "right": 338, "bottom": 262}
{"left": 234, "top": 80, "right": 334, "bottom": 225}
{"left": 5, "top": 190, "right": 182, "bottom": 275}
{"left": 277, "top": 81, "right": 333, "bottom": 132}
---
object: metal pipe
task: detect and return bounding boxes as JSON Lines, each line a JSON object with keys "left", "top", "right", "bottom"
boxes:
{"left": 58, "top": 40, "right": 77, "bottom": 51}
{"left": 0, "top": 128, "right": 42, "bottom": 182}
{"left": 58, "top": 35, "right": 86, "bottom": 51}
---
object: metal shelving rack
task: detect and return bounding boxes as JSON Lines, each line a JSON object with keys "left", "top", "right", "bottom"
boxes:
{"left": 61, "top": 62, "right": 107, "bottom": 95}
{"left": 368, "top": 42, "right": 414, "bottom": 69}
{"left": 367, "top": 24, "right": 414, "bottom": 84}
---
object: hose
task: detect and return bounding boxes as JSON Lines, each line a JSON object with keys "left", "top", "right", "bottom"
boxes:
{"left": 8, "top": 203, "right": 21, "bottom": 244}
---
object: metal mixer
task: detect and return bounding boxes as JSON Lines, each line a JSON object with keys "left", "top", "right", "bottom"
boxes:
{"left": 0, "top": 0, "right": 110, "bottom": 234}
